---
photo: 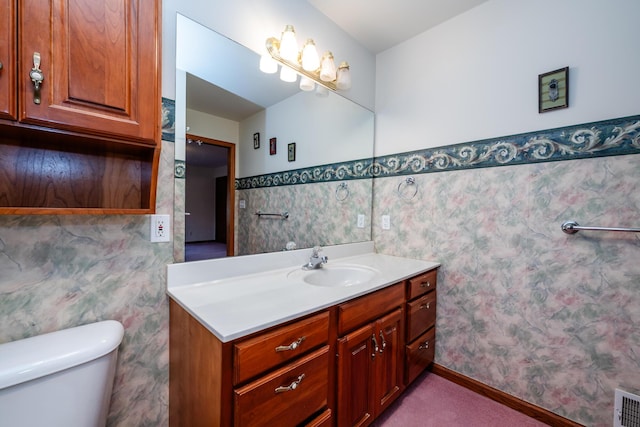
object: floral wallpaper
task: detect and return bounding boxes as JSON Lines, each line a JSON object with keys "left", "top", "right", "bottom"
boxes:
{"left": 0, "top": 139, "right": 175, "bottom": 427}
{"left": 236, "top": 179, "right": 372, "bottom": 255}
{"left": 373, "top": 144, "right": 640, "bottom": 425}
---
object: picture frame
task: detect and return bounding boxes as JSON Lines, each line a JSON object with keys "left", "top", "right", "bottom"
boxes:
{"left": 269, "top": 137, "right": 277, "bottom": 155}
{"left": 538, "top": 67, "right": 569, "bottom": 113}
{"left": 253, "top": 132, "right": 260, "bottom": 149}
{"left": 288, "top": 142, "right": 296, "bottom": 162}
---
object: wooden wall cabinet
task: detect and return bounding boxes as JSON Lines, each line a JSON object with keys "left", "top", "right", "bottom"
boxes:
{"left": 169, "top": 267, "right": 439, "bottom": 427}
{"left": 0, "top": 0, "right": 160, "bottom": 214}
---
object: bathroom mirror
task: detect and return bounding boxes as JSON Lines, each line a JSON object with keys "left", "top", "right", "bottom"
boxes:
{"left": 175, "top": 15, "right": 374, "bottom": 260}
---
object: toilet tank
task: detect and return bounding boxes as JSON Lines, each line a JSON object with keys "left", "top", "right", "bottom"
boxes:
{"left": 0, "top": 320, "right": 124, "bottom": 427}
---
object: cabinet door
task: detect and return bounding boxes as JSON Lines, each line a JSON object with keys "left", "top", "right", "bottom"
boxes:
{"left": 337, "top": 323, "right": 375, "bottom": 427}
{"left": 18, "top": 0, "right": 159, "bottom": 144}
{"left": 373, "top": 308, "right": 404, "bottom": 415}
{"left": 0, "top": 0, "right": 16, "bottom": 120}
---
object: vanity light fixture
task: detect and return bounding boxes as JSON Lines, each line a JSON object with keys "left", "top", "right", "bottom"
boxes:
{"left": 259, "top": 25, "right": 352, "bottom": 92}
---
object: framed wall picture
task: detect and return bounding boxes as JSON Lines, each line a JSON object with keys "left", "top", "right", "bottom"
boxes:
{"left": 269, "top": 137, "right": 277, "bottom": 155}
{"left": 539, "top": 67, "right": 569, "bottom": 113}
{"left": 253, "top": 132, "right": 260, "bottom": 149}
{"left": 288, "top": 142, "right": 296, "bottom": 162}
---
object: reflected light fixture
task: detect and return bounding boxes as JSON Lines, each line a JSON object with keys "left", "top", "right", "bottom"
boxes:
{"left": 260, "top": 25, "right": 352, "bottom": 92}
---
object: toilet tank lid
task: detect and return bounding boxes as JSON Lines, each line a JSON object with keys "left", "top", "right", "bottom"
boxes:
{"left": 0, "top": 320, "right": 124, "bottom": 389}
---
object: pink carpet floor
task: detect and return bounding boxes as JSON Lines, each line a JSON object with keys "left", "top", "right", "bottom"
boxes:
{"left": 371, "top": 373, "right": 549, "bottom": 427}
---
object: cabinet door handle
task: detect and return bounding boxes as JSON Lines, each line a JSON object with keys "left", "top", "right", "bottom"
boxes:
{"left": 378, "top": 331, "right": 387, "bottom": 353}
{"left": 275, "top": 336, "right": 306, "bottom": 352}
{"left": 420, "top": 280, "right": 431, "bottom": 288}
{"left": 274, "top": 373, "right": 305, "bottom": 393}
{"left": 371, "top": 334, "right": 379, "bottom": 358}
{"left": 29, "top": 52, "right": 44, "bottom": 105}
{"left": 418, "top": 340, "right": 430, "bottom": 350}
{"left": 420, "top": 302, "right": 431, "bottom": 310}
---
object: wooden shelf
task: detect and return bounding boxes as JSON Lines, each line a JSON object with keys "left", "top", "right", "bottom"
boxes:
{"left": 0, "top": 125, "right": 159, "bottom": 214}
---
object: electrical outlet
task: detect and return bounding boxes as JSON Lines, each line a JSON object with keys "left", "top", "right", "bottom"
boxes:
{"left": 357, "top": 214, "right": 365, "bottom": 228}
{"left": 239, "top": 199, "right": 246, "bottom": 209}
{"left": 150, "top": 214, "right": 171, "bottom": 242}
{"left": 381, "top": 215, "right": 391, "bottom": 230}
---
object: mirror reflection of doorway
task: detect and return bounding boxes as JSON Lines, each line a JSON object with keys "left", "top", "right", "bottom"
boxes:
{"left": 185, "top": 134, "right": 235, "bottom": 261}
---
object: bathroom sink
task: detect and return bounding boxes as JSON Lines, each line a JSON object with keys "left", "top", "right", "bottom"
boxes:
{"left": 288, "top": 265, "right": 379, "bottom": 287}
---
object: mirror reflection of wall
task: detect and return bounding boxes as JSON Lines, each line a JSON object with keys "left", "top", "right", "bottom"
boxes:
{"left": 175, "top": 14, "right": 375, "bottom": 261}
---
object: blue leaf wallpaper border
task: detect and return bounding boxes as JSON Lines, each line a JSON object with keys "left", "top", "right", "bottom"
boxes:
{"left": 372, "top": 114, "right": 640, "bottom": 178}
{"left": 236, "top": 158, "right": 373, "bottom": 189}
{"left": 238, "top": 115, "right": 640, "bottom": 188}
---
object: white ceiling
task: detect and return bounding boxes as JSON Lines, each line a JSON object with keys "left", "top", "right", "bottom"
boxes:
{"left": 306, "top": 0, "right": 489, "bottom": 53}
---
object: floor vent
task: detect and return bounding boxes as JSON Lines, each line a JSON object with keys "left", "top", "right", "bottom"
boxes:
{"left": 615, "top": 388, "right": 640, "bottom": 427}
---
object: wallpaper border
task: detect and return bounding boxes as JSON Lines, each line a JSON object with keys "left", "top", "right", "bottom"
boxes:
{"left": 372, "top": 114, "right": 640, "bottom": 178}
{"left": 238, "top": 115, "right": 639, "bottom": 188}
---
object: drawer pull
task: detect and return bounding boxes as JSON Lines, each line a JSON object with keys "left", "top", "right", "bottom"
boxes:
{"left": 418, "top": 340, "right": 430, "bottom": 350}
{"left": 275, "top": 336, "right": 306, "bottom": 352}
{"left": 420, "top": 302, "right": 431, "bottom": 310}
{"left": 371, "top": 334, "right": 379, "bottom": 358}
{"left": 274, "top": 374, "right": 305, "bottom": 393}
{"left": 379, "top": 331, "right": 387, "bottom": 353}
{"left": 420, "top": 281, "right": 431, "bottom": 288}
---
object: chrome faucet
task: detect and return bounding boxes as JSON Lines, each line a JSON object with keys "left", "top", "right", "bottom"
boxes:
{"left": 302, "top": 246, "right": 328, "bottom": 270}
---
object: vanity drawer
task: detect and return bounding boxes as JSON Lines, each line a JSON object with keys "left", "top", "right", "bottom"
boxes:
{"left": 406, "top": 291, "right": 437, "bottom": 342}
{"left": 337, "top": 282, "right": 404, "bottom": 336}
{"left": 234, "top": 311, "right": 330, "bottom": 385}
{"left": 234, "top": 346, "right": 330, "bottom": 427}
{"left": 406, "top": 269, "right": 437, "bottom": 300}
{"left": 405, "top": 327, "right": 435, "bottom": 385}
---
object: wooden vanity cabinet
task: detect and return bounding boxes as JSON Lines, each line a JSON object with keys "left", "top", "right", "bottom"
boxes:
{"left": 0, "top": 0, "right": 160, "bottom": 214}
{"left": 170, "top": 300, "right": 333, "bottom": 427}
{"left": 169, "top": 267, "right": 440, "bottom": 427}
{"left": 404, "top": 269, "right": 438, "bottom": 385}
{"left": 336, "top": 283, "right": 405, "bottom": 427}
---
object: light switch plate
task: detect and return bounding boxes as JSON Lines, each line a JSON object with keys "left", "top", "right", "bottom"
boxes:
{"left": 381, "top": 215, "right": 391, "bottom": 230}
{"left": 357, "top": 214, "right": 365, "bottom": 228}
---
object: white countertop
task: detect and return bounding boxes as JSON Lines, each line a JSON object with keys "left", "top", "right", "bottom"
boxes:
{"left": 166, "top": 242, "right": 439, "bottom": 342}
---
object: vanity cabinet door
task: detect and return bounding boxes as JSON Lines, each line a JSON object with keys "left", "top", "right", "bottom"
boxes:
{"left": 234, "top": 346, "right": 330, "bottom": 427}
{"left": 337, "top": 322, "right": 375, "bottom": 427}
{"left": 0, "top": 0, "right": 16, "bottom": 120}
{"left": 373, "top": 308, "right": 404, "bottom": 416}
{"left": 336, "top": 307, "right": 404, "bottom": 427}
{"left": 18, "top": 0, "right": 159, "bottom": 144}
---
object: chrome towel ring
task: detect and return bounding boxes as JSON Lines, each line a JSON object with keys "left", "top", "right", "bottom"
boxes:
{"left": 397, "top": 176, "right": 418, "bottom": 200}
{"left": 336, "top": 182, "right": 350, "bottom": 201}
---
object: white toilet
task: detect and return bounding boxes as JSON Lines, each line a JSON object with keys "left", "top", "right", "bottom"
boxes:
{"left": 0, "top": 320, "right": 124, "bottom": 427}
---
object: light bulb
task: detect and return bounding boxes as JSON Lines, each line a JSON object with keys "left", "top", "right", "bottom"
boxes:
{"left": 301, "top": 39, "right": 320, "bottom": 71}
{"left": 259, "top": 53, "right": 278, "bottom": 74}
{"left": 280, "top": 66, "right": 297, "bottom": 83}
{"left": 336, "top": 62, "right": 351, "bottom": 90}
{"left": 279, "top": 25, "right": 298, "bottom": 62}
{"left": 320, "top": 52, "right": 336, "bottom": 82}
{"left": 299, "top": 76, "right": 315, "bottom": 91}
